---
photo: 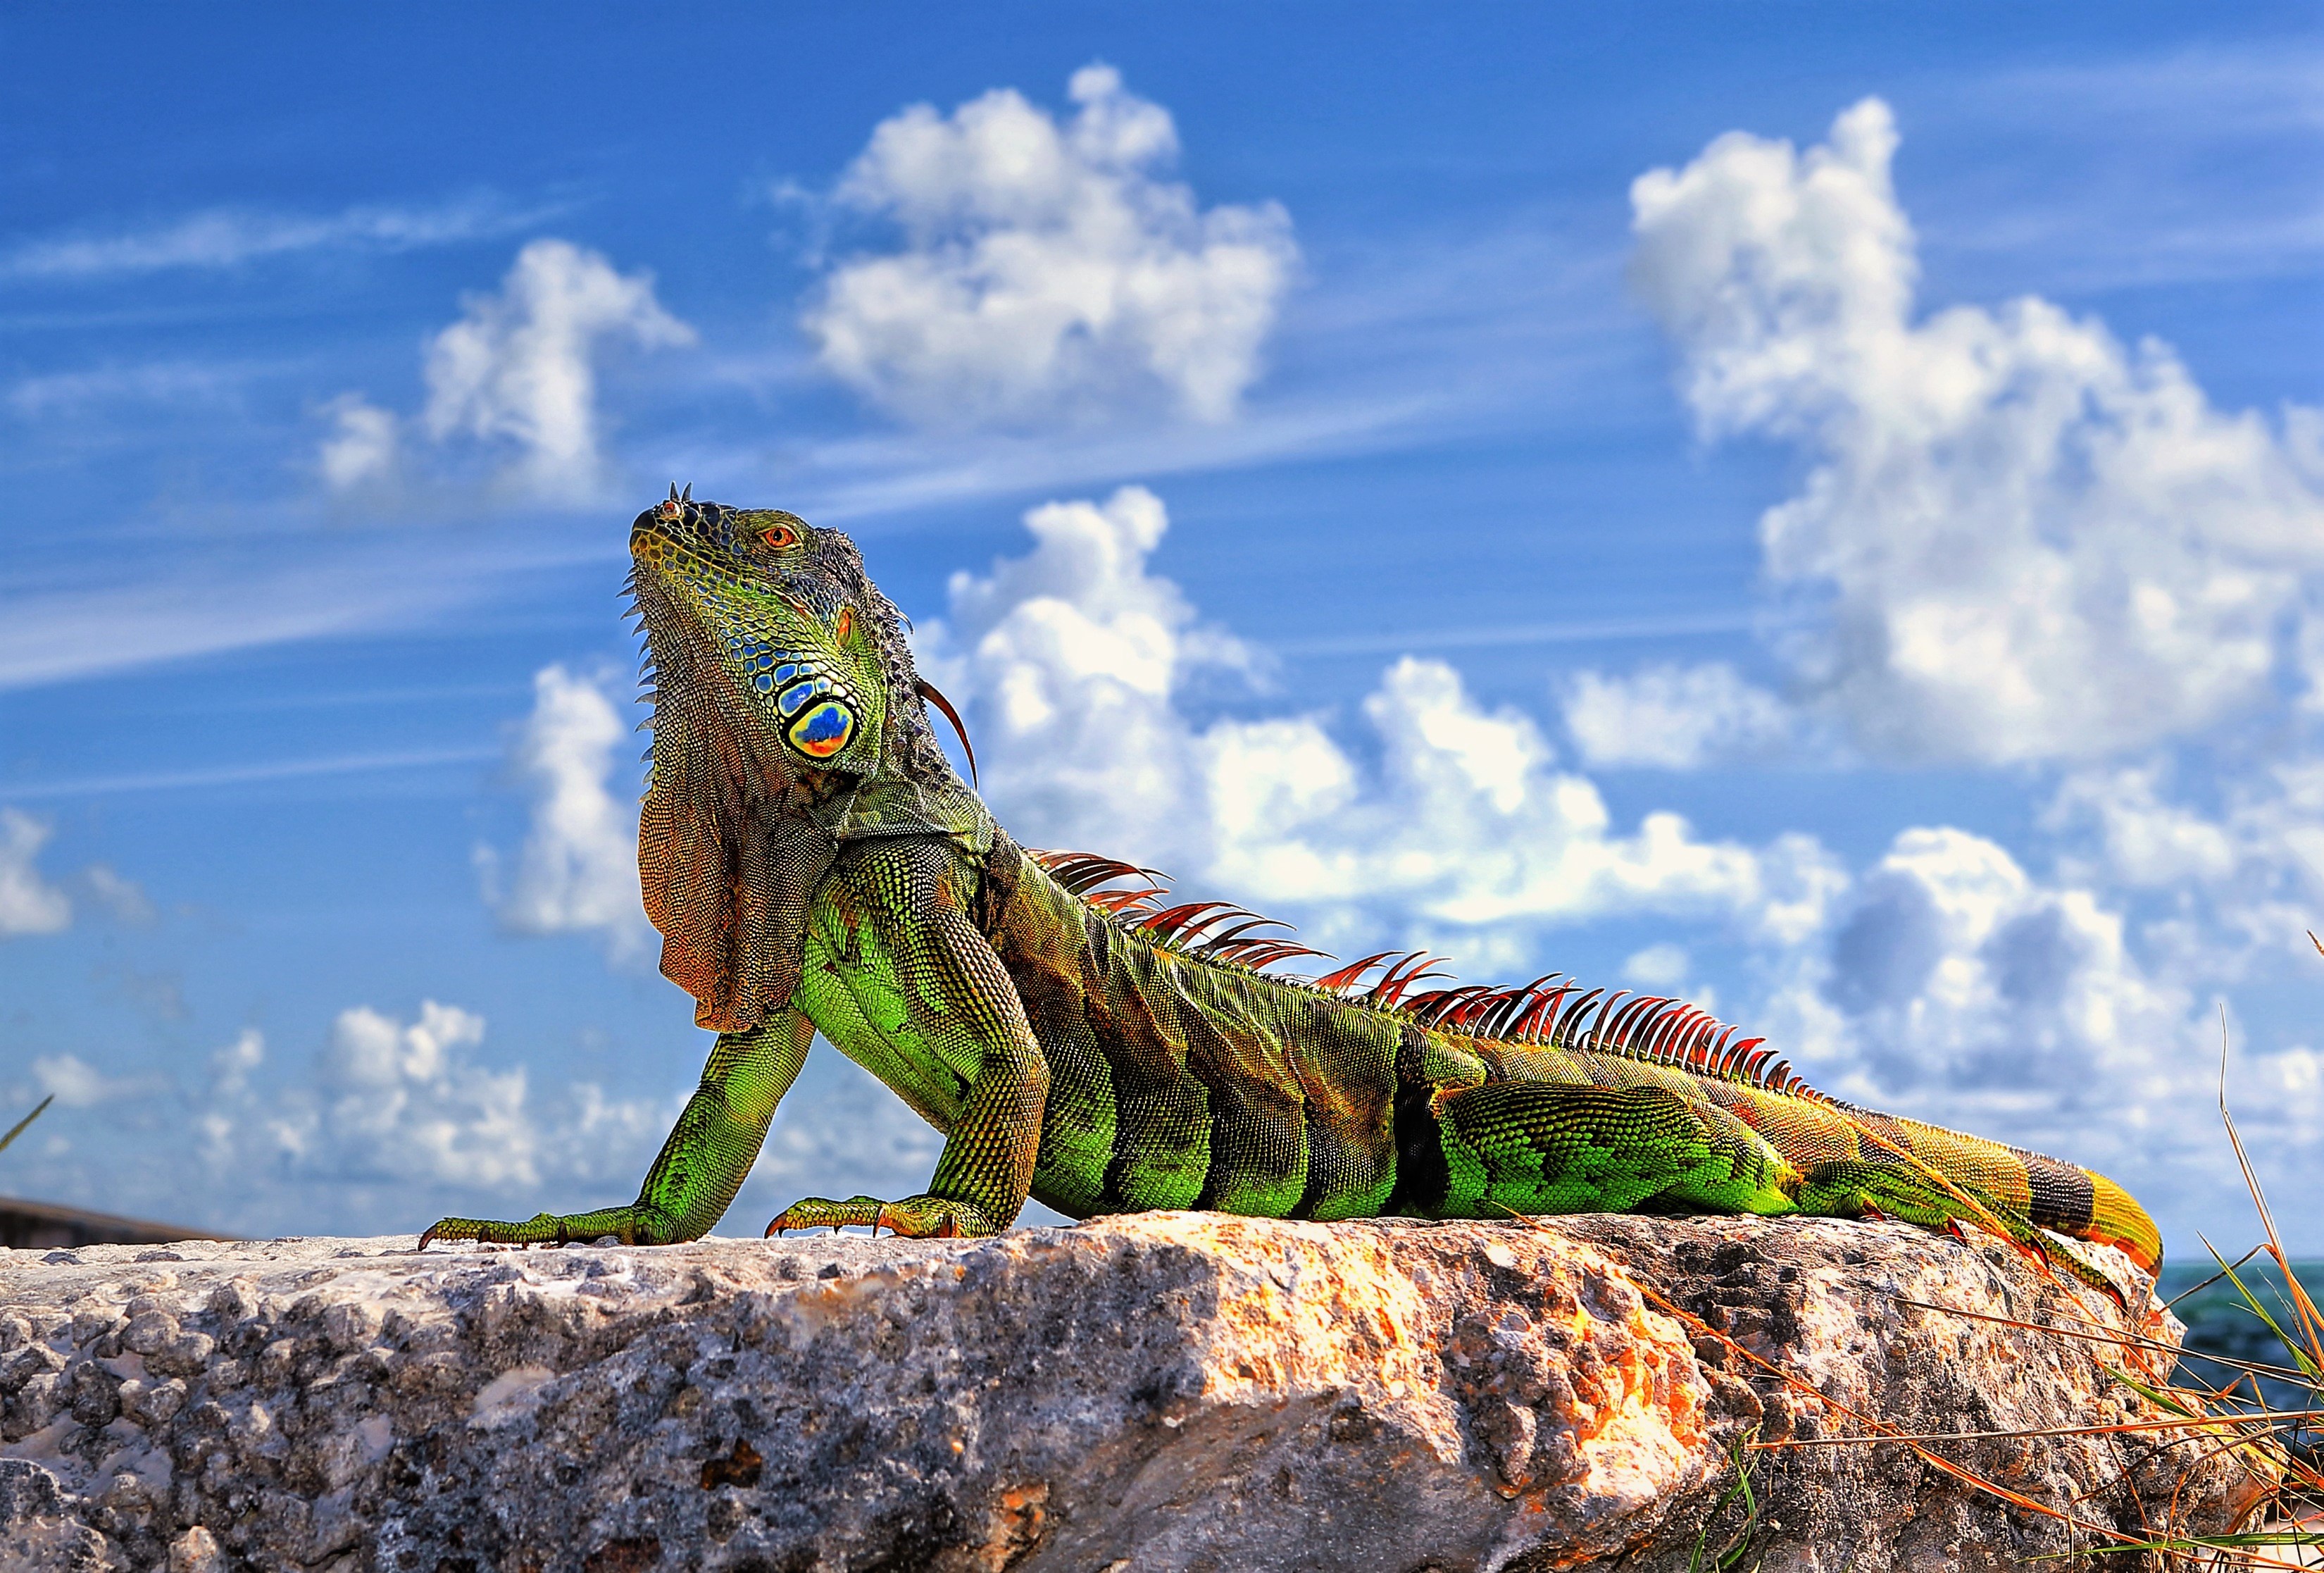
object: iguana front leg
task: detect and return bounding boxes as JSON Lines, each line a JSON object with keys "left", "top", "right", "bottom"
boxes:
{"left": 420, "top": 1009, "right": 813, "bottom": 1248}
{"left": 768, "top": 838, "right": 1049, "bottom": 1239}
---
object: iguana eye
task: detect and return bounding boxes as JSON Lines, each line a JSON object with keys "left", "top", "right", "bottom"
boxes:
{"left": 761, "top": 523, "right": 799, "bottom": 550}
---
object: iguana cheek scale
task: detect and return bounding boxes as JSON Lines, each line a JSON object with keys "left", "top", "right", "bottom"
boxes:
{"left": 420, "top": 491, "right": 2163, "bottom": 1291}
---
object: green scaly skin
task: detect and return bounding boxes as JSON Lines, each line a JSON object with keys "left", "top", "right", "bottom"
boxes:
{"left": 420, "top": 493, "right": 2163, "bottom": 1297}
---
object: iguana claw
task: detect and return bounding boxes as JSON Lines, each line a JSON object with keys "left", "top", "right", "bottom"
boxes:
{"left": 418, "top": 1206, "right": 671, "bottom": 1250}
{"left": 764, "top": 1195, "right": 887, "bottom": 1236}
{"left": 765, "top": 1193, "right": 1000, "bottom": 1238}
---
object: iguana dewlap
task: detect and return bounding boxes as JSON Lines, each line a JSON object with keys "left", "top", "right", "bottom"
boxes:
{"left": 421, "top": 493, "right": 2161, "bottom": 1293}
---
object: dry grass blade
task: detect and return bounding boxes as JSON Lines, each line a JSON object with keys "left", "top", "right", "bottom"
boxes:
{"left": 1895, "top": 1297, "right": 2316, "bottom": 1391}
{"left": 2219, "top": 1002, "right": 2324, "bottom": 1376}
{"left": 0, "top": 1094, "right": 51, "bottom": 1156}
{"left": 1758, "top": 1415, "right": 2324, "bottom": 1448}
{"left": 1488, "top": 1207, "right": 2252, "bottom": 1563}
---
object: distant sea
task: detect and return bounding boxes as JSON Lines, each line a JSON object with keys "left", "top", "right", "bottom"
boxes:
{"left": 2157, "top": 1257, "right": 2320, "bottom": 1450}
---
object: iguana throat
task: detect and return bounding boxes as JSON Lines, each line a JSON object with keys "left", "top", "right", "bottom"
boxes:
{"left": 625, "top": 490, "right": 987, "bottom": 1032}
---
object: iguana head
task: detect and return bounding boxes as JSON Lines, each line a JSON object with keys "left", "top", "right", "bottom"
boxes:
{"left": 629, "top": 485, "right": 975, "bottom": 788}
{"left": 630, "top": 489, "right": 897, "bottom": 779}
{"left": 627, "top": 487, "right": 976, "bottom": 1029}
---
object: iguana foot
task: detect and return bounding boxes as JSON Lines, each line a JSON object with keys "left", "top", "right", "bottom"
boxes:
{"left": 418, "top": 1205, "right": 674, "bottom": 1250}
{"left": 764, "top": 1193, "right": 1004, "bottom": 1238}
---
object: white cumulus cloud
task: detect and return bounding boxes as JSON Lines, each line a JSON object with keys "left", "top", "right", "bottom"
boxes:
{"left": 925, "top": 487, "right": 1847, "bottom": 964}
{"left": 2041, "top": 755, "right": 2324, "bottom": 973}
{"left": 0, "top": 808, "right": 72, "bottom": 936}
{"left": 1810, "top": 828, "right": 2185, "bottom": 1095}
{"left": 480, "top": 664, "right": 653, "bottom": 959}
{"left": 1202, "top": 658, "right": 1846, "bottom": 950}
{"left": 923, "top": 484, "right": 1251, "bottom": 858}
{"left": 196, "top": 1000, "right": 663, "bottom": 1198}
{"left": 803, "top": 64, "right": 1299, "bottom": 428}
{"left": 2044, "top": 764, "right": 2239, "bottom": 890}
{"left": 1623, "top": 943, "right": 1692, "bottom": 987}
{"left": 316, "top": 237, "right": 697, "bottom": 502}
{"left": 1752, "top": 821, "right": 2324, "bottom": 1228}
{"left": 82, "top": 864, "right": 153, "bottom": 924}
{"left": 1628, "top": 98, "right": 2324, "bottom": 764}
{"left": 210, "top": 1028, "right": 265, "bottom": 1095}
{"left": 316, "top": 393, "right": 399, "bottom": 490}
{"left": 303, "top": 1002, "right": 537, "bottom": 1188}
{"left": 321, "top": 239, "right": 692, "bottom": 500}
{"left": 1561, "top": 661, "right": 1796, "bottom": 769}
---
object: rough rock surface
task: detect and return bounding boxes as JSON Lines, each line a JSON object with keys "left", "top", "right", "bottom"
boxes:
{"left": 0, "top": 1212, "right": 2263, "bottom": 1572}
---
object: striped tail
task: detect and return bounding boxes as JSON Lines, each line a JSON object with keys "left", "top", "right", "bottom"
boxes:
{"left": 2006, "top": 1143, "right": 2160, "bottom": 1274}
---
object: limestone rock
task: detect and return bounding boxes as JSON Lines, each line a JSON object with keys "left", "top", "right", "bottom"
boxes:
{"left": 0, "top": 1212, "right": 2265, "bottom": 1572}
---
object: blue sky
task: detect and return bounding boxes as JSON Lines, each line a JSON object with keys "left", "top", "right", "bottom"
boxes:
{"left": 2, "top": 5, "right": 2319, "bottom": 1252}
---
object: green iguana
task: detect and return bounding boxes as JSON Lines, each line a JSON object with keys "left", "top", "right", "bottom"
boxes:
{"left": 420, "top": 490, "right": 2161, "bottom": 1293}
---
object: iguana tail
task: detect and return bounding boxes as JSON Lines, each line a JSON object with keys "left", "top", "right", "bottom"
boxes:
{"left": 2082, "top": 1167, "right": 2163, "bottom": 1274}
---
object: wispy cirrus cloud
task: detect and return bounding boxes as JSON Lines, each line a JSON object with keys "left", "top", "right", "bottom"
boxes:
{"left": 0, "top": 572, "right": 434, "bottom": 694}
{"left": 6, "top": 358, "right": 287, "bottom": 418}
{"left": 1880, "top": 46, "right": 2324, "bottom": 293}
{"left": 1966, "top": 45, "right": 2324, "bottom": 139}
{"left": 746, "top": 385, "right": 1435, "bottom": 523}
{"left": 0, "top": 192, "right": 579, "bottom": 282}
{"left": 3, "top": 747, "right": 498, "bottom": 804}
{"left": 0, "top": 526, "right": 544, "bottom": 694}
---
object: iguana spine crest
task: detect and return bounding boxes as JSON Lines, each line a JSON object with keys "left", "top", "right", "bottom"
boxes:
{"left": 1033, "top": 847, "right": 1814, "bottom": 1101}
